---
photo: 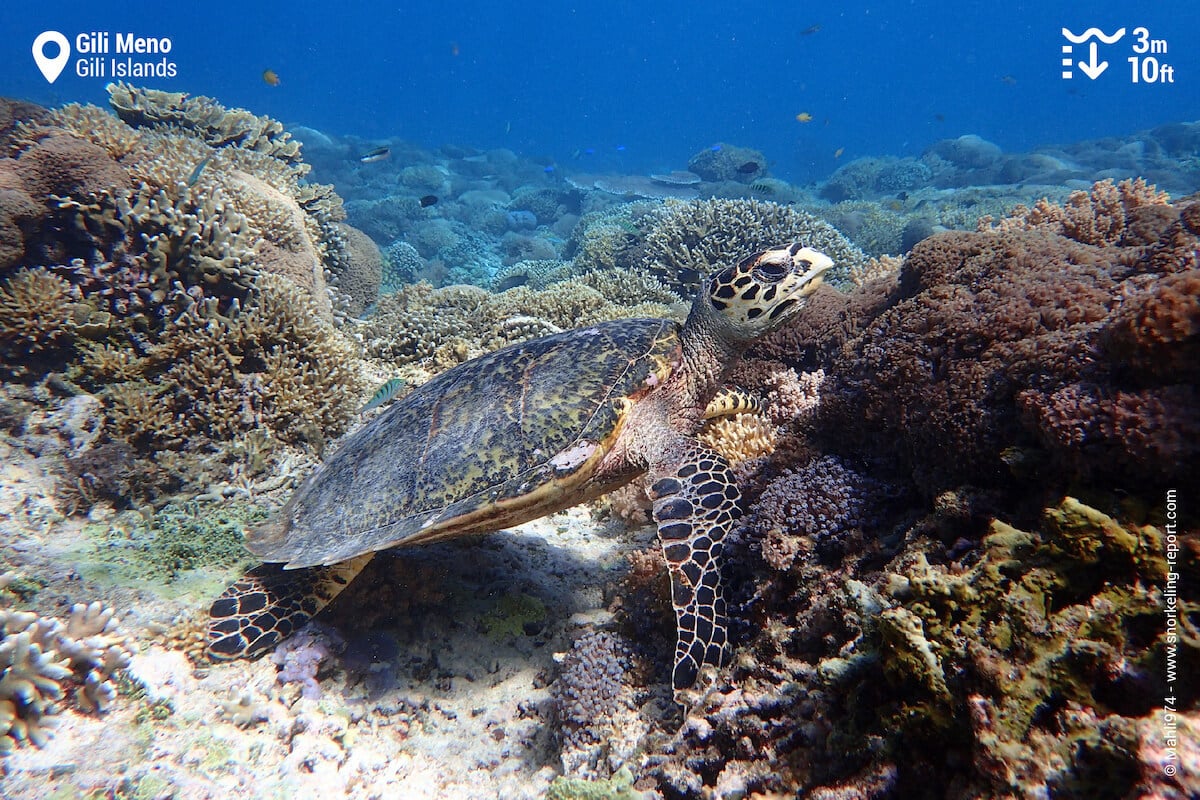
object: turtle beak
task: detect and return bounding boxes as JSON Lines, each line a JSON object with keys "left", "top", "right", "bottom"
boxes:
{"left": 783, "top": 246, "right": 834, "bottom": 302}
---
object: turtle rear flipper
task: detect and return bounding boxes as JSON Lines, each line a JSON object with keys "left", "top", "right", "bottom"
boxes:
{"left": 648, "top": 442, "right": 739, "bottom": 693}
{"left": 207, "top": 554, "right": 374, "bottom": 660}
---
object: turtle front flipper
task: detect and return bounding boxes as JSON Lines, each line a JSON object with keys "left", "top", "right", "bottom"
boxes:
{"left": 647, "top": 443, "right": 740, "bottom": 693}
{"left": 207, "top": 553, "right": 374, "bottom": 660}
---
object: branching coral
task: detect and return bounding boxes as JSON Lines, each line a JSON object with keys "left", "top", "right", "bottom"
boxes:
{"left": 979, "top": 177, "right": 1171, "bottom": 246}
{"left": 0, "top": 268, "right": 85, "bottom": 373}
{"left": 1, "top": 600, "right": 133, "bottom": 754}
{"left": 86, "top": 274, "right": 361, "bottom": 502}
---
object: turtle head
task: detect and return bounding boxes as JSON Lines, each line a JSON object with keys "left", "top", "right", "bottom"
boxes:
{"left": 697, "top": 244, "right": 833, "bottom": 343}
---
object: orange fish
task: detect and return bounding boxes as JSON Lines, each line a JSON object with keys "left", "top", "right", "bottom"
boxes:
{"left": 262, "top": 69, "right": 281, "bottom": 87}
{"left": 834, "top": 147, "right": 845, "bottom": 159}
{"left": 795, "top": 112, "right": 813, "bottom": 123}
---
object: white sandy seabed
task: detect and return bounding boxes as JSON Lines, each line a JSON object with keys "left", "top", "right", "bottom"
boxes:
{"left": 0, "top": 432, "right": 661, "bottom": 800}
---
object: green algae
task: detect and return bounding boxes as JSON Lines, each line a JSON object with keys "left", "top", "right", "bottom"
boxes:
{"left": 84, "top": 500, "right": 265, "bottom": 586}
{"left": 481, "top": 591, "right": 548, "bottom": 639}
{"left": 546, "top": 766, "right": 643, "bottom": 800}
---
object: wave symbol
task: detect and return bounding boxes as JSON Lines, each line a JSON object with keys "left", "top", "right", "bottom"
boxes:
{"left": 1061, "top": 27, "right": 1126, "bottom": 44}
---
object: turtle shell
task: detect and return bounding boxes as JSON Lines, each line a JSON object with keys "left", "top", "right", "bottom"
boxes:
{"left": 248, "top": 317, "right": 682, "bottom": 568}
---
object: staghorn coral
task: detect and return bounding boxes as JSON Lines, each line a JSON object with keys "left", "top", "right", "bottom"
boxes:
{"left": 0, "top": 268, "right": 85, "bottom": 374}
{"left": 87, "top": 274, "right": 361, "bottom": 502}
{"left": 107, "top": 82, "right": 303, "bottom": 164}
{"left": 54, "top": 182, "right": 261, "bottom": 312}
{"left": 1, "top": 599, "right": 133, "bottom": 754}
{"left": 640, "top": 198, "right": 868, "bottom": 293}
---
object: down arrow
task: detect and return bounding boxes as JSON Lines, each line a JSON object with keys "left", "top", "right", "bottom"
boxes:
{"left": 1078, "top": 42, "right": 1108, "bottom": 79}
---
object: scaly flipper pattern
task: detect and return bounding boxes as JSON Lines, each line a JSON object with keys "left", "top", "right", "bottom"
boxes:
{"left": 207, "top": 553, "right": 374, "bottom": 659}
{"left": 649, "top": 444, "right": 740, "bottom": 691}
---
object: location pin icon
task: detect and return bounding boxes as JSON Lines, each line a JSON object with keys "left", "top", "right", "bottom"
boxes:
{"left": 32, "top": 31, "right": 71, "bottom": 84}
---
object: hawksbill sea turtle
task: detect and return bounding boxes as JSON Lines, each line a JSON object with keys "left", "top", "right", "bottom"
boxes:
{"left": 208, "top": 243, "right": 833, "bottom": 692}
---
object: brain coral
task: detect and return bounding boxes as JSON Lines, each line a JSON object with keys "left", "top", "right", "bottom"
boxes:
{"left": 641, "top": 198, "right": 869, "bottom": 293}
{"left": 817, "top": 192, "right": 1199, "bottom": 497}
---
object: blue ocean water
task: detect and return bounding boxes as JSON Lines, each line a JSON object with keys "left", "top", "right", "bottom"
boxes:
{"left": 3, "top": 1, "right": 1197, "bottom": 183}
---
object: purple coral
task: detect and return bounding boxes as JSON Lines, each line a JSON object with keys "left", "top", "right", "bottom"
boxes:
{"left": 748, "top": 455, "right": 892, "bottom": 565}
{"left": 270, "top": 622, "right": 345, "bottom": 700}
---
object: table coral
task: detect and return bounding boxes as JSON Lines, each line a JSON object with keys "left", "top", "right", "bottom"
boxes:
{"left": 107, "top": 82, "right": 302, "bottom": 164}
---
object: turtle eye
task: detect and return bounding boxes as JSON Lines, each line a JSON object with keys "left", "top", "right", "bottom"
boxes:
{"left": 752, "top": 261, "right": 788, "bottom": 283}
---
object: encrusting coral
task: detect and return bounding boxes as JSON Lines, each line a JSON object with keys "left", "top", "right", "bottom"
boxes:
{"left": 651, "top": 497, "right": 1197, "bottom": 798}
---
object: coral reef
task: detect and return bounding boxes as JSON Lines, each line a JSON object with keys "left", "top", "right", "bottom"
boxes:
{"left": 650, "top": 497, "right": 1197, "bottom": 798}
{"left": 106, "top": 82, "right": 303, "bottom": 164}
{"left": 357, "top": 277, "right": 679, "bottom": 371}
{"left": 816, "top": 188, "right": 1199, "bottom": 497}
{"left": 686, "top": 143, "right": 768, "bottom": 183}
{"left": 270, "top": 623, "right": 345, "bottom": 701}
{"left": 326, "top": 222, "right": 382, "bottom": 316}
{"left": 77, "top": 274, "right": 361, "bottom": 503}
{"left": 84, "top": 501, "right": 266, "bottom": 583}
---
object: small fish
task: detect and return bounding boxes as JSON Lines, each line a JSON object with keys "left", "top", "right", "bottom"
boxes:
{"left": 262, "top": 69, "right": 281, "bottom": 87}
{"left": 799, "top": 24, "right": 821, "bottom": 36}
{"left": 834, "top": 147, "right": 845, "bottom": 159}
{"left": 750, "top": 181, "right": 774, "bottom": 195}
{"left": 709, "top": 144, "right": 722, "bottom": 152}
{"left": 795, "top": 112, "right": 813, "bottom": 123}
{"left": 359, "top": 146, "right": 391, "bottom": 163}
{"left": 451, "top": 42, "right": 460, "bottom": 57}
{"left": 543, "top": 165, "right": 556, "bottom": 173}
{"left": 737, "top": 161, "right": 761, "bottom": 174}
{"left": 615, "top": 144, "right": 626, "bottom": 152}
{"left": 1000, "top": 74, "right": 1017, "bottom": 85}
{"left": 419, "top": 195, "right": 438, "bottom": 208}
{"left": 360, "top": 378, "right": 407, "bottom": 414}
{"left": 187, "top": 156, "right": 211, "bottom": 187}
{"left": 934, "top": 113, "right": 946, "bottom": 122}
